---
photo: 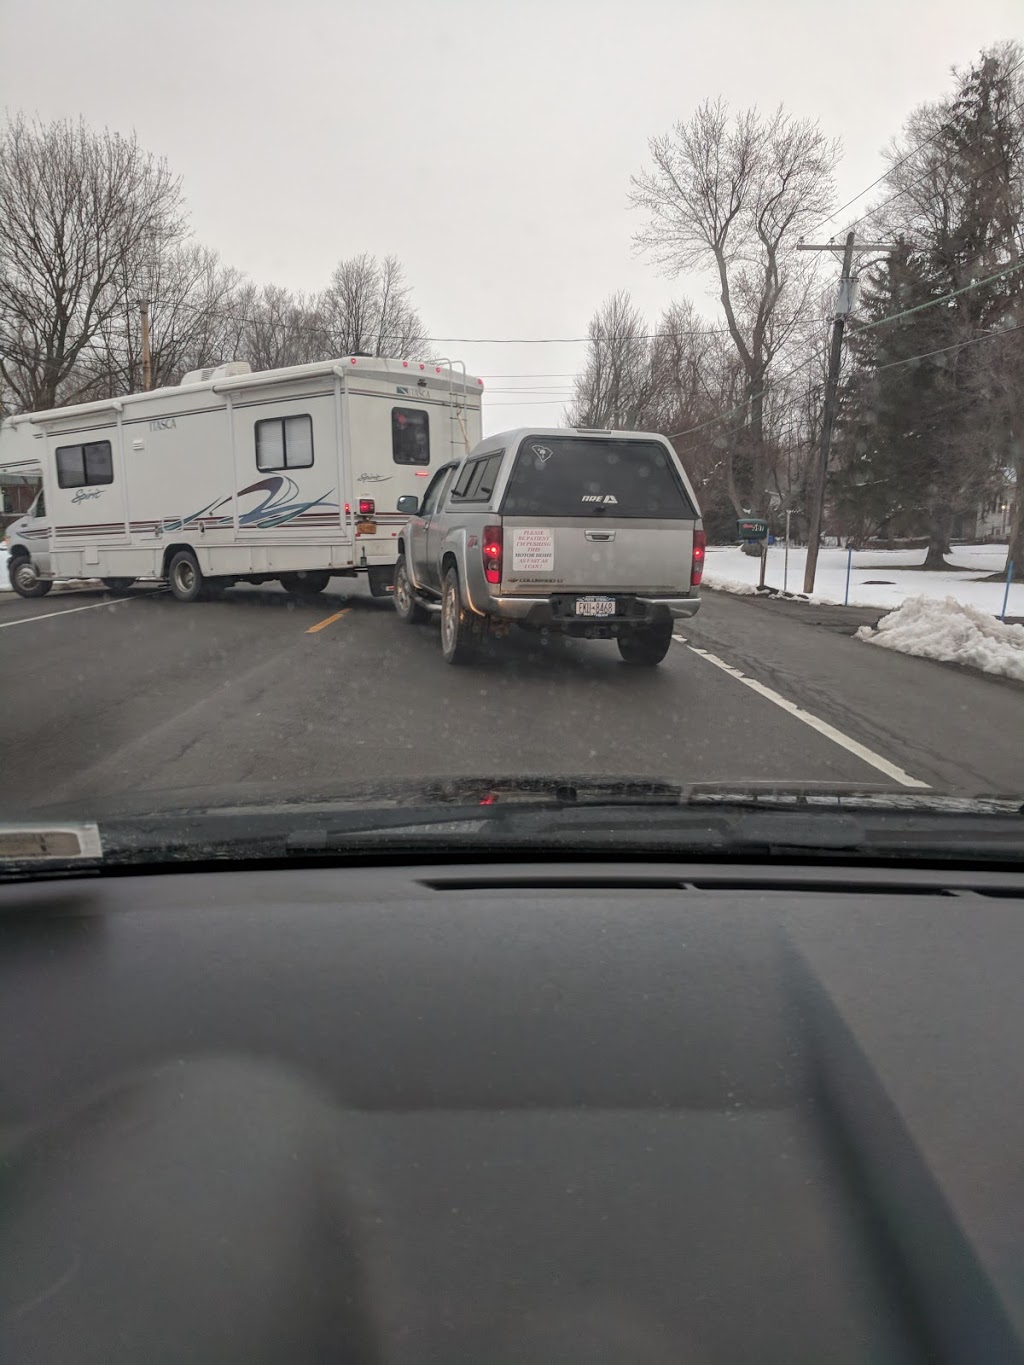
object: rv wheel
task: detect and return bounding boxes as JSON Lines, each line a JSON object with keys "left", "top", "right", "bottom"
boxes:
{"left": 167, "top": 550, "right": 205, "bottom": 603}
{"left": 10, "top": 557, "right": 53, "bottom": 598}
{"left": 279, "top": 571, "right": 331, "bottom": 596}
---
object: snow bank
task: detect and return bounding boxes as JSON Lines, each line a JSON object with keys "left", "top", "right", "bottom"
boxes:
{"left": 700, "top": 574, "right": 759, "bottom": 596}
{"left": 856, "top": 595, "right": 1024, "bottom": 683}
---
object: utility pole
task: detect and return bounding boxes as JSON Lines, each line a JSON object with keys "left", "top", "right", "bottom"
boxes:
{"left": 797, "top": 233, "right": 895, "bottom": 594}
{"left": 140, "top": 300, "right": 152, "bottom": 392}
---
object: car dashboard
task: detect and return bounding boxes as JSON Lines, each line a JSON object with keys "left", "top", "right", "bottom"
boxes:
{"left": 3, "top": 858, "right": 1024, "bottom": 1364}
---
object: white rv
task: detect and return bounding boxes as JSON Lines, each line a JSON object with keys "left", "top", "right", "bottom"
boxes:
{"left": 1, "top": 356, "right": 483, "bottom": 600}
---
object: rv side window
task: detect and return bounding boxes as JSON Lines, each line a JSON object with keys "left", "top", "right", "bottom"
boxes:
{"left": 55, "top": 441, "right": 114, "bottom": 489}
{"left": 255, "top": 415, "right": 314, "bottom": 471}
{"left": 392, "top": 408, "right": 430, "bottom": 466}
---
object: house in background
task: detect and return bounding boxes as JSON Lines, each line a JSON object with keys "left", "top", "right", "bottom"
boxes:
{"left": 974, "top": 477, "right": 1016, "bottom": 542}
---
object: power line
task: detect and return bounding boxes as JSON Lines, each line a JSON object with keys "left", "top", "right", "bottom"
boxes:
{"left": 872, "top": 320, "right": 1024, "bottom": 372}
{"left": 851, "top": 257, "right": 1024, "bottom": 334}
{"left": 146, "top": 290, "right": 814, "bottom": 347}
{"left": 664, "top": 320, "right": 1024, "bottom": 455}
{"left": 842, "top": 113, "right": 1024, "bottom": 240}
{"left": 670, "top": 257, "right": 1024, "bottom": 443}
{"left": 804, "top": 53, "right": 1024, "bottom": 238}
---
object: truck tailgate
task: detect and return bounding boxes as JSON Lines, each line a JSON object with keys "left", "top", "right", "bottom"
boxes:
{"left": 502, "top": 517, "right": 694, "bottom": 594}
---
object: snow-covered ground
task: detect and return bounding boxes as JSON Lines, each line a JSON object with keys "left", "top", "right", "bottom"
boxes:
{"left": 704, "top": 542, "right": 1022, "bottom": 617}
{"left": 857, "top": 597, "right": 1024, "bottom": 683}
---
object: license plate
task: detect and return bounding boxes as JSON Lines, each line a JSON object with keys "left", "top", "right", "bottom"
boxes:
{"left": 575, "top": 596, "right": 616, "bottom": 617}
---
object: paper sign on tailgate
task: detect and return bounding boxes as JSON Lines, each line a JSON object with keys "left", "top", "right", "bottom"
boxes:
{"left": 511, "top": 527, "right": 554, "bottom": 572}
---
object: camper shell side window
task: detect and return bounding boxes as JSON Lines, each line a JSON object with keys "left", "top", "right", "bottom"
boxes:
{"left": 392, "top": 408, "right": 430, "bottom": 466}
{"left": 451, "top": 453, "right": 503, "bottom": 504}
{"left": 55, "top": 441, "right": 114, "bottom": 489}
{"left": 255, "top": 415, "right": 314, "bottom": 471}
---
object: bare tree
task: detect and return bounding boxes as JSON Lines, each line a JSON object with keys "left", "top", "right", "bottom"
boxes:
{"left": 629, "top": 99, "right": 840, "bottom": 515}
{"left": 566, "top": 291, "right": 659, "bottom": 428}
{"left": 0, "top": 114, "right": 186, "bottom": 411}
{"left": 69, "top": 244, "right": 245, "bottom": 399}
{"left": 320, "top": 254, "right": 430, "bottom": 358}
{"left": 237, "top": 283, "right": 324, "bottom": 373}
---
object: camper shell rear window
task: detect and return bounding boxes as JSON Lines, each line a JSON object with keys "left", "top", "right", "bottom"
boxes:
{"left": 500, "top": 435, "right": 696, "bottom": 519}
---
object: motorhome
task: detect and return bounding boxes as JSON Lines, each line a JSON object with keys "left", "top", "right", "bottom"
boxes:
{"left": 1, "top": 356, "right": 483, "bottom": 600}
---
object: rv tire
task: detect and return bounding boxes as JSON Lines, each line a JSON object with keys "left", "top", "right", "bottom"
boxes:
{"left": 9, "top": 556, "right": 53, "bottom": 598}
{"left": 279, "top": 571, "right": 331, "bottom": 596}
{"left": 167, "top": 550, "right": 205, "bottom": 603}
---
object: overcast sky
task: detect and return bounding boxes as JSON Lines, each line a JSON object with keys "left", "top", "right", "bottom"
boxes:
{"left": 1, "top": 0, "right": 1019, "bottom": 432}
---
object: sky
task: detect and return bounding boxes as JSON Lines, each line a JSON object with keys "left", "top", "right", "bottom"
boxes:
{"left": 1, "top": 0, "right": 1020, "bottom": 433}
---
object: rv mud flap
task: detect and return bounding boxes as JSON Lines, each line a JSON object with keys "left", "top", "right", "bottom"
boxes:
{"left": 367, "top": 565, "right": 395, "bottom": 597}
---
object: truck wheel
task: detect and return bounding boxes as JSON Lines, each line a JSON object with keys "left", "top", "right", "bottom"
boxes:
{"left": 279, "top": 571, "right": 331, "bottom": 596}
{"left": 102, "top": 577, "right": 136, "bottom": 592}
{"left": 393, "top": 556, "right": 427, "bottom": 625}
{"left": 167, "top": 550, "right": 205, "bottom": 603}
{"left": 617, "top": 622, "right": 673, "bottom": 666}
{"left": 9, "top": 557, "right": 53, "bottom": 598}
{"left": 440, "top": 566, "right": 482, "bottom": 664}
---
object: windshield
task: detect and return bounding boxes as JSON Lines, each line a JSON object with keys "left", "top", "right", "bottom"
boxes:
{"left": 0, "top": 6, "right": 1021, "bottom": 846}
{"left": 501, "top": 436, "right": 696, "bottom": 518}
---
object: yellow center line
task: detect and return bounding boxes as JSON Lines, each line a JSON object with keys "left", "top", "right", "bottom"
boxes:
{"left": 306, "top": 607, "right": 351, "bottom": 634}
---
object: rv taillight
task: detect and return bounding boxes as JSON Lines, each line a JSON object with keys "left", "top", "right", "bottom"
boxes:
{"left": 691, "top": 528, "right": 706, "bottom": 586}
{"left": 344, "top": 502, "right": 351, "bottom": 516}
{"left": 358, "top": 498, "right": 375, "bottom": 516}
{"left": 482, "top": 524, "right": 503, "bottom": 585}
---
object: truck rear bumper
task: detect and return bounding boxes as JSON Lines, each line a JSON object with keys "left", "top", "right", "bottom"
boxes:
{"left": 486, "top": 594, "right": 702, "bottom": 626}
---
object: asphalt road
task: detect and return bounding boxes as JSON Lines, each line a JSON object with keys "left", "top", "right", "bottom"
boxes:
{"left": 2, "top": 578, "right": 1023, "bottom": 819}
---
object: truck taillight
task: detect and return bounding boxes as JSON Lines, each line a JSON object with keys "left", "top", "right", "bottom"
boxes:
{"left": 358, "top": 498, "right": 375, "bottom": 515}
{"left": 691, "top": 528, "right": 706, "bottom": 586}
{"left": 482, "top": 524, "right": 503, "bottom": 585}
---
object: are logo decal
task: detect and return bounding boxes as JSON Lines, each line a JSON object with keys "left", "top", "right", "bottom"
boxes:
{"left": 581, "top": 494, "right": 618, "bottom": 504}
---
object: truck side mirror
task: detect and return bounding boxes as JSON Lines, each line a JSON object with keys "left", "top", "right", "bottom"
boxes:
{"left": 396, "top": 494, "right": 419, "bottom": 515}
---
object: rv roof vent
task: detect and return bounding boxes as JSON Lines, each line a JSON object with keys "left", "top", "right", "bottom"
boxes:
{"left": 180, "top": 361, "right": 252, "bottom": 386}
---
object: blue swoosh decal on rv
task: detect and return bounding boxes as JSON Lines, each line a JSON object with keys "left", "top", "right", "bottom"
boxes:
{"left": 165, "top": 477, "right": 338, "bottom": 531}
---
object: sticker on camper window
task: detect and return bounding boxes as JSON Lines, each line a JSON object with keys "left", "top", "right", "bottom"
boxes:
{"left": 511, "top": 527, "right": 554, "bottom": 572}
{"left": 531, "top": 443, "right": 554, "bottom": 463}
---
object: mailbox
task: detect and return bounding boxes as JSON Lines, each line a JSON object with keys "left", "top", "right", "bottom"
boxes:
{"left": 737, "top": 518, "right": 769, "bottom": 542}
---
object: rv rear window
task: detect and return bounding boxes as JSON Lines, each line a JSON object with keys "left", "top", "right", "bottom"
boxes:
{"left": 392, "top": 408, "right": 430, "bottom": 465}
{"left": 255, "top": 414, "right": 314, "bottom": 471}
{"left": 55, "top": 441, "right": 114, "bottom": 489}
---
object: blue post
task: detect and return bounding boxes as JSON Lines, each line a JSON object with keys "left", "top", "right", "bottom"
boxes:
{"left": 844, "top": 546, "right": 852, "bottom": 606}
{"left": 1000, "top": 560, "right": 1014, "bottom": 622}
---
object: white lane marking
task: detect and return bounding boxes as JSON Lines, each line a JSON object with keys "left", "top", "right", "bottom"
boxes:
{"left": 0, "top": 594, "right": 150, "bottom": 629}
{"left": 683, "top": 642, "right": 930, "bottom": 789}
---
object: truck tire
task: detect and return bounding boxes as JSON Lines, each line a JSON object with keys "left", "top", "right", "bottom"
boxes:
{"left": 617, "top": 622, "right": 673, "bottom": 666}
{"left": 167, "top": 550, "right": 205, "bottom": 603}
{"left": 278, "top": 571, "right": 331, "bottom": 596}
{"left": 440, "top": 566, "right": 482, "bottom": 664}
{"left": 393, "top": 555, "right": 427, "bottom": 625}
{"left": 102, "top": 577, "right": 136, "bottom": 592}
{"left": 9, "top": 557, "right": 53, "bottom": 598}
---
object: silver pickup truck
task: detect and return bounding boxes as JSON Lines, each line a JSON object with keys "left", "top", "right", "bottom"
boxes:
{"left": 393, "top": 428, "right": 704, "bottom": 666}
